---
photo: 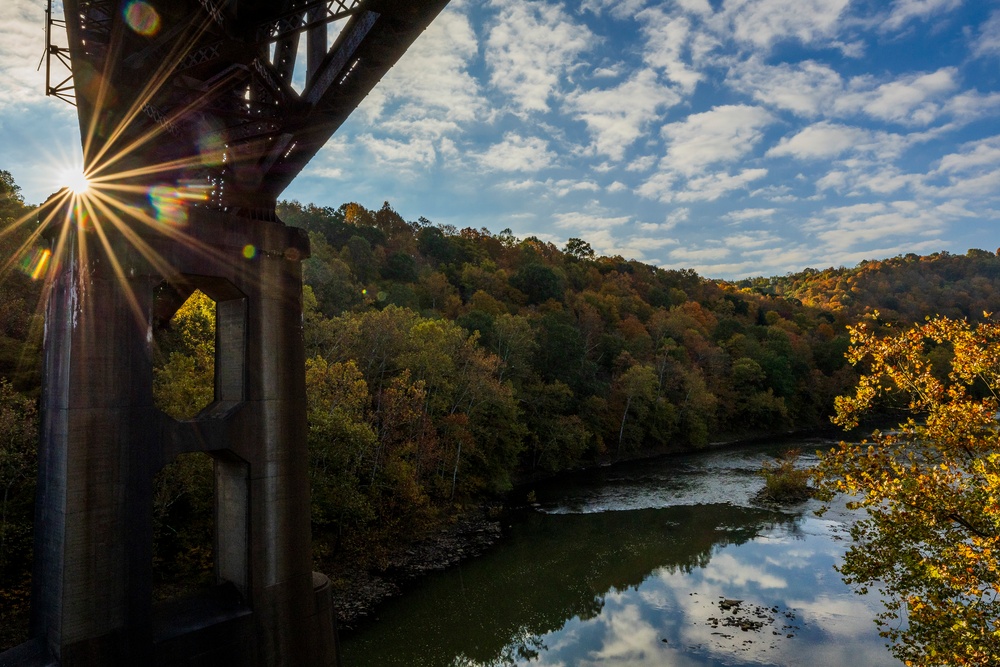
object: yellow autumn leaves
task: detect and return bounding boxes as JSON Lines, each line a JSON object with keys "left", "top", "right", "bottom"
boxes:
{"left": 816, "top": 314, "right": 1000, "bottom": 666}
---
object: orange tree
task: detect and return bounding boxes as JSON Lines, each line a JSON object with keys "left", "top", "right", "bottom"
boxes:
{"left": 815, "top": 314, "right": 1000, "bottom": 666}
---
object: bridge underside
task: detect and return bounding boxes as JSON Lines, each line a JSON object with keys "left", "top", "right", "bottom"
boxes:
{"left": 0, "top": 0, "right": 449, "bottom": 665}
{"left": 65, "top": 0, "right": 449, "bottom": 214}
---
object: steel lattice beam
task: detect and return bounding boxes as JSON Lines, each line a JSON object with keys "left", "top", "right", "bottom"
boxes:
{"left": 58, "top": 0, "right": 449, "bottom": 214}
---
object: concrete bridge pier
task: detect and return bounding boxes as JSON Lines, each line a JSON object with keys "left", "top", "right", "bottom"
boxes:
{"left": 5, "top": 202, "right": 337, "bottom": 666}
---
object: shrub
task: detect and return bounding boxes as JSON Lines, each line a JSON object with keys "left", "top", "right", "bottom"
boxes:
{"left": 758, "top": 448, "right": 812, "bottom": 503}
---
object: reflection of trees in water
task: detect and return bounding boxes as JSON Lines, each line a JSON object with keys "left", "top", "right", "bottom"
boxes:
{"left": 342, "top": 504, "right": 798, "bottom": 666}
{"left": 454, "top": 632, "right": 548, "bottom": 667}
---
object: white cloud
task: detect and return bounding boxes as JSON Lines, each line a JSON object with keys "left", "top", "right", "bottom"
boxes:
{"left": 496, "top": 178, "right": 544, "bottom": 192}
{"left": 932, "top": 168, "right": 1000, "bottom": 199}
{"left": 839, "top": 67, "right": 958, "bottom": 125}
{"left": 607, "top": 234, "right": 681, "bottom": 263}
{"left": 565, "top": 69, "right": 681, "bottom": 161}
{"left": 306, "top": 166, "right": 343, "bottom": 179}
{"left": 637, "top": 8, "right": 703, "bottom": 92}
{"left": 591, "top": 65, "right": 623, "bottom": 78}
{"left": 717, "top": 0, "right": 851, "bottom": 51}
{"left": 485, "top": 1, "right": 593, "bottom": 114}
{"left": 474, "top": 133, "right": 556, "bottom": 172}
{"left": 636, "top": 209, "right": 690, "bottom": 233}
{"left": 750, "top": 184, "right": 796, "bottom": 202}
{"left": 376, "top": 116, "right": 464, "bottom": 140}
{"left": 813, "top": 159, "right": 928, "bottom": 196}
{"left": 973, "top": 10, "right": 1000, "bottom": 59}
{"left": 626, "top": 155, "right": 657, "bottom": 173}
{"left": 936, "top": 136, "right": 1000, "bottom": 174}
{"left": 635, "top": 172, "right": 677, "bottom": 201}
{"left": 768, "top": 123, "right": 868, "bottom": 160}
{"left": 731, "top": 60, "right": 962, "bottom": 127}
{"left": 805, "top": 201, "right": 946, "bottom": 252}
{"left": 676, "top": 168, "right": 770, "bottom": 202}
{"left": 552, "top": 211, "right": 631, "bottom": 230}
{"left": 580, "top": 0, "right": 650, "bottom": 20}
{"left": 767, "top": 122, "right": 907, "bottom": 161}
{"left": 725, "top": 208, "right": 777, "bottom": 222}
{"left": 728, "top": 59, "right": 844, "bottom": 118}
{"left": 660, "top": 105, "right": 775, "bottom": 176}
{"left": 941, "top": 90, "right": 1000, "bottom": 126}
{"left": 357, "top": 135, "right": 437, "bottom": 169}
{"left": 677, "top": 0, "right": 714, "bottom": 17}
{"left": 589, "top": 604, "right": 660, "bottom": 663}
{"left": 855, "top": 167, "right": 922, "bottom": 195}
{"left": 629, "top": 236, "right": 679, "bottom": 251}
{"left": 637, "top": 104, "right": 775, "bottom": 203}
{"left": 0, "top": 0, "right": 63, "bottom": 112}
{"left": 932, "top": 199, "right": 978, "bottom": 218}
{"left": 724, "top": 230, "right": 784, "bottom": 249}
{"left": 816, "top": 170, "right": 850, "bottom": 192}
{"left": 884, "top": 0, "right": 962, "bottom": 32}
{"left": 361, "top": 2, "right": 484, "bottom": 128}
{"left": 550, "top": 179, "right": 602, "bottom": 197}
{"left": 666, "top": 208, "right": 690, "bottom": 226}
{"left": 669, "top": 246, "right": 732, "bottom": 262}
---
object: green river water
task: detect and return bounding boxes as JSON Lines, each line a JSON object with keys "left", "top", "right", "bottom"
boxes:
{"left": 340, "top": 439, "right": 902, "bottom": 667}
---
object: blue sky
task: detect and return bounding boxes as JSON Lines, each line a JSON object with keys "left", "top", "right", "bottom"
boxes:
{"left": 2, "top": 0, "right": 999, "bottom": 279}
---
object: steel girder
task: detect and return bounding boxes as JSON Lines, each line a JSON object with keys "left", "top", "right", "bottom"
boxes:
{"left": 60, "top": 0, "right": 449, "bottom": 215}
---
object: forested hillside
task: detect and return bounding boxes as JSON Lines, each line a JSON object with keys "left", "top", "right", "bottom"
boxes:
{"left": 276, "top": 198, "right": 1000, "bottom": 567}
{"left": 3, "top": 167, "right": 1000, "bottom": 643}
{"left": 739, "top": 249, "right": 1000, "bottom": 322}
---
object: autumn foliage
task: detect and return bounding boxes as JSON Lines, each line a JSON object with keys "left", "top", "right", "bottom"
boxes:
{"left": 816, "top": 314, "right": 1000, "bottom": 666}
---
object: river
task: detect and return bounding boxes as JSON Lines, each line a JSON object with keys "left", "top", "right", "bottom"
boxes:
{"left": 339, "top": 438, "right": 902, "bottom": 667}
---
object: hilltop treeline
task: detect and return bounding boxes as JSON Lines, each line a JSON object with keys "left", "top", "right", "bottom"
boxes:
{"left": 739, "top": 249, "right": 1000, "bottom": 322}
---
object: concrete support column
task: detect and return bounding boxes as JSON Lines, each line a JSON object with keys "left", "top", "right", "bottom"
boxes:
{"left": 31, "top": 222, "right": 156, "bottom": 664}
{"left": 10, "top": 205, "right": 338, "bottom": 667}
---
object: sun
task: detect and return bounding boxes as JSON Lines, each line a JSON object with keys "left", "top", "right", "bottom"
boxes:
{"left": 63, "top": 169, "right": 92, "bottom": 195}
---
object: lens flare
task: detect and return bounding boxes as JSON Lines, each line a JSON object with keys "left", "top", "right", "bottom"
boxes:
{"left": 123, "top": 1, "right": 161, "bottom": 37}
{"left": 72, "top": 199, "right": 94, "bottom": 231}
{"left": 149, "top": 182, "right": 210, "bottom": 226}
{"left": 242, "top": 244, "right": 256, "bottom": 259}
{"left": 18, "top": 248, "right": 53, "bottom": 281}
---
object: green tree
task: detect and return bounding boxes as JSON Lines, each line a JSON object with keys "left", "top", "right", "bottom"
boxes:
{"left": 611, "top": 362, "right": 657, "bottom": 455}
{"left": 510, "top": 263, "right": 564, "bottom": 305}
{"left": 0, "top": 170, "right": 26, "bottom": 220}
{"left": 0, "top": 171, "right": 44, "bottom": 394}
{"left": 153, "top": 290, "right": 215, "bottom": 420}
{"left": 0, "top": 380, "right": 35, "bottom": 647}
{"left": 521, "top": 380, "right": 591, "bottom": 473}
{"left": 149, "top": 291, "right": 217, "bottom": 593}
{"left": 305, "top": 357, "right": 378, "bottom": 544}
{"left": 304, "top": 232, "right": 362, "bottom": 316}
{"left": 815, "top": 314, "right": 1000, "bottom": 666}
{"left": 564, "top": 237, "right": 595, "bottom": 261}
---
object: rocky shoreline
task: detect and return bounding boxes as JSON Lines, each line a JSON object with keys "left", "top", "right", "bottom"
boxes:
{"left": 328, "top": 509, "right": 505, "bottom": 631}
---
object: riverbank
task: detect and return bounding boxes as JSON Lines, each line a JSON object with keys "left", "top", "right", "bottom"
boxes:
{"left": 327, "top": 507, "right": 505, "bottom": 630}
